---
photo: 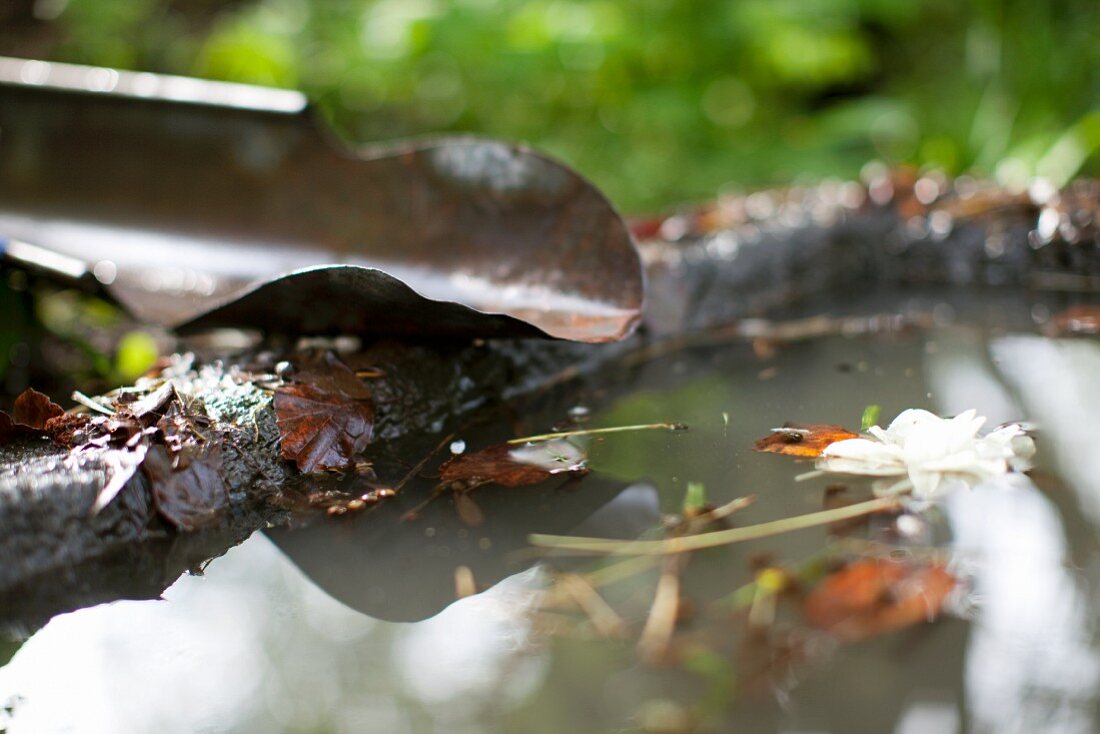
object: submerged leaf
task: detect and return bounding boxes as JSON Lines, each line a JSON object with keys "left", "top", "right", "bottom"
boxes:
{"left": 753, "top": 423, "right": 859, "bottom": 458}
{"left": 803, "top": 559, "right": 957, "bottom": 641}
{"left": 275, "top": 353, "right": 374, "bottom": 473}
{"left": 439, "top": 439, "right": 588, "bottom": 488}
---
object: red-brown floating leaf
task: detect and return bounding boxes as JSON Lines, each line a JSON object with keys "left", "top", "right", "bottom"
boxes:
{"left": 803, "top": 559, "right": 957, "bottom": 641}
{"left": 142, "top": 446, "right": 227, "bottom": 530}
{"left": 0, "top": 388, "right": 64, "bottom": 445}
{"left": 274, "top": 353, "right": 374, "bottom": 473}
{"left": 439, "top": 439, "right": 588, "bottom": 489}
{"left": 753, "top": 422, "right": 859, "bottom": 458}
{"left": 1048, "top": 305, "right": 1100, "bottom": 336}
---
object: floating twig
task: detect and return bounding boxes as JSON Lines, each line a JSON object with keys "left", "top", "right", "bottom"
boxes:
{"left": 696, "top": 495, "right": 757, "bottom": 523}
{"left": 508, "top": 422, "right": 687, "bottom": 445}
{"left": 529, "top": 496, "right": 901, "bottom": 555}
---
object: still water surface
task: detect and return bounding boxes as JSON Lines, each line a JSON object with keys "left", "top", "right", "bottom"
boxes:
{"left": 1, "top": 286, "right": 1098, "bottom": 733}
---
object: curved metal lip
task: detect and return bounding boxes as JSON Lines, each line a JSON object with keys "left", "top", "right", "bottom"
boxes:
{"left": 0, "top": 55, "right": 307, "bottom": 113}
{"left": 174, "top": 262, "right": 643, "bottom": 343}
{"left": 0, "top": 58, "right": 646, "bottom": 344}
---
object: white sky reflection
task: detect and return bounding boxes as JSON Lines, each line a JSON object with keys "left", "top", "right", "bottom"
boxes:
{"left": 926, "top": 330, "right": 1100, "bottom": 734}
{"left": 0, "top": 533, "right": 545, "bottom": 733}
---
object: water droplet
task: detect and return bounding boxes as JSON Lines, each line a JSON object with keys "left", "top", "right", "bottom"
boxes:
{"left": 567, "top": 405, "right": 590, "bottom": 421}
{"left": 449, "top": 439, "right": 466, "bottom": 455}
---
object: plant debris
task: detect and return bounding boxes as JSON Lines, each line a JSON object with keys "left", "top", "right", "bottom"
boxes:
{"left": 439, "top": 439, "right": 588, "bottom": 489}
{"left": 802, "top": 559, "right": 957, "bottom": 641}
{"left": 142, "top": 445, "right": 227, "bottom": 531}
{"left": 506, "top": 422, "right": 687, "bottom": 445}
{"left": 529, "top": 496, "right": 897, "bottom": 555}
{"left": 1047, "top": 304, "right": 1100, "bottom": 336}
{"left": 0, "top": 389, "right": 65, "bottom": 445}
{"left": 753, "top": 423, "right": 859, "bottom": 458}
{"left": 274, "top": 352, "right": 375, "bottom": 473}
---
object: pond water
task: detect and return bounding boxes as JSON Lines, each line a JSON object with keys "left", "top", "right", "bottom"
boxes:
{"left": 1, "top": 285, "right": 1098, "bottom": 733}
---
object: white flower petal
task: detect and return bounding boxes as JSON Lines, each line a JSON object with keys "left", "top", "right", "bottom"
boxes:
{"left": 811, "top": 408, "right": 1034, "bottom": 499}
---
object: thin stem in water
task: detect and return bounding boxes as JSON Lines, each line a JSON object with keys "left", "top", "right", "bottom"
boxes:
{"left": 508, "top": 422, "right": 687, "bottom": 445}
{"left": 529, "top": 496, "right": 901, "bottom": 556}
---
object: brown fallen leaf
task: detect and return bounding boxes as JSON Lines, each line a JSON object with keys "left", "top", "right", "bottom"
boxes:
{"left": 753, "top": 422, "right": 859, "bottom": 458}
{"left": 1048, "top": 304, "right": 1100, "bottom": 337}
{"left": 803, "top": 559, "right": 957, "bottom": 641}
{"left": 274, "top": 352, "right": 375, "bottom": 473}
{"left": 0, "top": 388, "right": 65, "bottom": 445}
{"left": 439, "top": 439, "right": 588, "bottom": 489}
{"left": 143, "top": 445, "right": 228, "bottom": 531}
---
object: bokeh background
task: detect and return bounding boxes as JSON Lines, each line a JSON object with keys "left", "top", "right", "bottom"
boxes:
{"left": 0, "top": 0, "right": 1098, "bottom": 399}
{"left": 3, "top": 0, "right": 1098, "bottom": 212}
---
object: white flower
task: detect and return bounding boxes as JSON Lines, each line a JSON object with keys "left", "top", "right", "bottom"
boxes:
{"left": 815, "top": 409, "right": 1035, "bottom": 499}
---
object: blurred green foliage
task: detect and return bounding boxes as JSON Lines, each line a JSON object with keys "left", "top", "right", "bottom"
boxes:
{"left": 22, "top": 0, "right": 1100, "bottom": 209}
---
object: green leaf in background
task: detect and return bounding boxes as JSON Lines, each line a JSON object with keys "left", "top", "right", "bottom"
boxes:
{"left": 115, "top": 330, "right": 159, "bottom": 382}
{"left": 7, "top": 0, "right": 1095, "bottom": 213}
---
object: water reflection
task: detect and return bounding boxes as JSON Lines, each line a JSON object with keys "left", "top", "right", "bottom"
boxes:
{"left": 927, "top": 329, "right": 1100, "bottom": 734}
{"left": 1, "top": 288, "right": 1099, "bottom": 733}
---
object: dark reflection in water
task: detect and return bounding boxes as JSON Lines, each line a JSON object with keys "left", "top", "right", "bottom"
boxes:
{"left": 1, "top": 286, "right": 1099, "bottom": 734}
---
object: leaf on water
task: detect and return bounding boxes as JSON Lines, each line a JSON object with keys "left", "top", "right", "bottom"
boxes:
{"left": 753, "top": 422, "right": 859, "bottom": 458}
{"left": 0, "top": 388, "right": 64, "bottom": 444}
{"left": 802, "top": 559, "right": 957, "bottom": 641}
{"left": 439, "top": 439, "right": 588, "bottom": 489}
{"left": 274, "top": 352, "right": 375, "bottom": 473}
{"left": 1048, "top": 305, "right": 1100, "bottom": 336}
{"left": 143, "top": 446, "right": 228, "bottom": 531}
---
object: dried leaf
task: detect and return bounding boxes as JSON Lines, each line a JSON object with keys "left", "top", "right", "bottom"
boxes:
{"left": 0, "top": 388, "right": 64, "bottom": 445}
{"left": 11, "top": 388, "right": 64, "bottom": 429}
{"left": 275, "top": 354, "right": 374, "bottom": 473}
{"left": 753, "top": 423, "right": 859, "bottom": 458}
{"left": 803, "top": 559, "right": 957, "bottom": 641}
{"left": 143, "top": 446, "right": 227, "bottom": 530}
{"left": 439, "top": 439, "right": 588, "bottom": 489}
